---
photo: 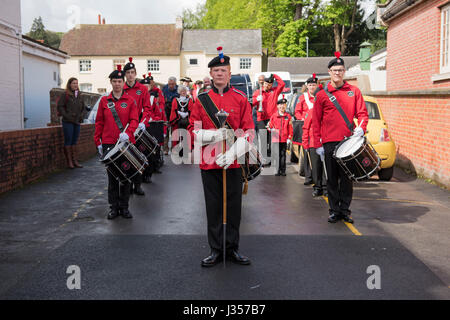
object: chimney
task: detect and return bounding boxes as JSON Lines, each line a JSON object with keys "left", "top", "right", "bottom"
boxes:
{"left": 102, "top": 18, "right": 106, "bottom": 24}
{"left": 98, "top": 14, "right": 101, "bottom": 24}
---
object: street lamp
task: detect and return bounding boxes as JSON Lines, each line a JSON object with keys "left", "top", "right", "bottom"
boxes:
{"left": 306, "top": 36, "right": 309, "bottom": 58}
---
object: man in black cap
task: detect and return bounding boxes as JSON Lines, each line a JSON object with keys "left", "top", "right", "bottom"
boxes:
{"left": 123, "top": 57, "right": 151, "bottom": 196}
{"left": 94, "top": 66, "right": 139, "bottom": 219}
{"left": 188, "top": 47, "right": 255, "bottom": 267}
{"left": 311, "top": 52, "right": 369, "bottom": 223}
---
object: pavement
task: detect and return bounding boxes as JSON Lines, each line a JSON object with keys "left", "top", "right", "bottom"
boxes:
{"left": 0, "top": 154, "right": 449, "bottom": 299}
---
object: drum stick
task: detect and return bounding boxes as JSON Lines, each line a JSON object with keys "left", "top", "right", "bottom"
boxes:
{"left": 322, "top": 156, "right": 328, "bottom": 181}
{"left": 222, "top": 140, "right": 227, "bottom": 268}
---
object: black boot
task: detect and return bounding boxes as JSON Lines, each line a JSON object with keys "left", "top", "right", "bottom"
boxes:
{"left": 133, "top": 183, "right": 145, "bottom": 196}
{"left": 201, "top": 249, "right": 223, "bottom": 267}
{"left": 312, "top": 188, "right": 323, "bottom": 197}
{"left": 120, "top": 208, "right": 133, "bottom": 219}
{"left": 228, "top": 249, "right": 251, "bottom": 265}
{"left": 107, "top": 207, "right": 120, "bottom": 220}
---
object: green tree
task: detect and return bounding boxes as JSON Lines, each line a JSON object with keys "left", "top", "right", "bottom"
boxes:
{"left": 319, "top": 0, "right": 359, "bottom": 54}
{"left": 28, "top": 16, "right": 47, "bottom": 43}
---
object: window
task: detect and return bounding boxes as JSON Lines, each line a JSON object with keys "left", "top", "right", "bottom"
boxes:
{"left": 189, "top": 58, "right": 198, "bottom": 65}
{"left": 79, "top": 59, "right": 91, "bottom": 73}
{"left": 239, "top": 58, "right": 252, "bottom": 70}
{"left": 80, "top": 83, "right": 92, "bottom": 93}
{"left": 97, "top": 88, "right": 107, "bottom": 94}
{"left": 147, "top": 59, "right": 160, "bottom": 72}
{"left": 113, "top": 59, "right": 126, "bottom": 70}
{"left": 441, "top": 4, "right": 450, "bottom": 73}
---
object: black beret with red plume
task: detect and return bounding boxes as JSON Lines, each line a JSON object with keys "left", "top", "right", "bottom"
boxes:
{"left": 109, "top": 64, "right": 125, "bottom": 79}
{"left": 306, "top": 72, "right": 318, "bottom": 84}
{"left": 123, "top": 56, "right": 136, "bottom": 72}
{"left": 328, "top": 51, "right": 345, "bottom": 69}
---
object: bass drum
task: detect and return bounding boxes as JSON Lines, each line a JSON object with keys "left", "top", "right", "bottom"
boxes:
{"left": 333, "top": 136, "right": 381, "bottom": 181}
{"left": 101, "top": 141, "right": 148, "bottom": 183}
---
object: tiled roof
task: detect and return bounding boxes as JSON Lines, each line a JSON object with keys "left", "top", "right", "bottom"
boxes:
{"left": 268, "top": 56, "right": 360, "bottom": 75}
{"left": 60, "top": 24, "right": 182, "bottom": 56}
{"left": 182, "top": 29, "right": 262, "bottom": 54}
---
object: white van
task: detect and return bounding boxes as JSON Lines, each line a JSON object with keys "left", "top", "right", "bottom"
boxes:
{"left": 253, "top": 71, "right": 293, "bottom": 103}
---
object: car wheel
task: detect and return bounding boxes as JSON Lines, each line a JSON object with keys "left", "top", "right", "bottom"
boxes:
{"left": 378, "top": 166, "right": 394, "bottom": 181}
{"left": 290, "top": 144, "right": 298, "bottom": 163}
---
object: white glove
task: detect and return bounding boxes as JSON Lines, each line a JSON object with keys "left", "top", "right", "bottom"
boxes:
{"left": 316, "top": 146, "right": 324, "bottom": 162}
{"left": 216, "top": 136, "right": 251, "bottom": 169}
{"left": 353, "top": 126, "right": 364, "bottom": 137}
{"left": 177, "top": 111, "right": 189, "bottom": 118}
{"left": 138, "top": 122, "right": 146, "bottom": 130}
{"left": 119, "top": 132, "right": 129, "bottom": 142}
{"left": 148, "top": 117, "right": 153, "bottom": 123}
{"left": 194, "top": 128, "right": 232, "bottom": 146}
{"left": 256, "top": 96, "right": 262, "bottom": 102}
{"left": 97, "top": 145, "right": 103, "bottom": 156}
{"left": 287, "top": 139, "right": 291, "bottom": 145}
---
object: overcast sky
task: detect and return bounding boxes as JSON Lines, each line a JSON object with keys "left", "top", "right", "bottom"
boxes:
{"left": 21, "top": 0, "right": 377, "bottom": 33}
{"left": 21, "top": 0, "right": 204, "bottom": 33}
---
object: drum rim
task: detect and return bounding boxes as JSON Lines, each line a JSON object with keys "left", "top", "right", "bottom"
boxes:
{"left": 333, "top": 136, "right": 366, "bottom": 160}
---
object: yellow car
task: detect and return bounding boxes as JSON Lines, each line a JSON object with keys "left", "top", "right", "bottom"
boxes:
{"left": 289, "top": 95, "right": 396, "bottom": 181}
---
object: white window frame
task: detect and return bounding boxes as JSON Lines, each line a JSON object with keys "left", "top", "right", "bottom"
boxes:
{"left": 79, "top": 59, "right": 92, "bottom": 73}
{"left": 113, "top": 58, "right": 126, "bottom": 70}
{"left": 440, "top": 4, "right": 450, "bottom": 74}
{"left": 80, "top": 83, "right": 92, "bottom": 93}
{"left": 239, "top": 58, "right": 252, "bottom": 70}
{"left": 147, "top": 59, "right": 160, "bottom": 73}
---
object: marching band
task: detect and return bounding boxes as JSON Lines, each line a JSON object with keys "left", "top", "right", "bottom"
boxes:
{"left": 92, "top": 49, "right": 376, "bottom": 267}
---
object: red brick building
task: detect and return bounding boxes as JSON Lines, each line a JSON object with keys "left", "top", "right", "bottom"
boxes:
{"left": 373, "top": 0, "right": 450, "bottom": 188}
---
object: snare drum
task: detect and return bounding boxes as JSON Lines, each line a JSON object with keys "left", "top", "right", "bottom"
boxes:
{"left": 101, "top": 141, "right": 148, "bottom": 183}
{"left": 333, "top": 136, "right": 381, "bottom": 181}
{"left": 134, "top": 126, "right": 158, "bottom": 159}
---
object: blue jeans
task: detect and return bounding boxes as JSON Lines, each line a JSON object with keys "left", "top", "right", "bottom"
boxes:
{"left": 62, "top": 121, "right": 80, "bottom": 146}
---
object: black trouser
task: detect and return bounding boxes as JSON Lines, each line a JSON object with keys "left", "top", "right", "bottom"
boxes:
{"left": 303, "top": 147, "right": 313, "bottom": 182}
{"left": 309, "top": 147, "right": 327, "bottom": 191}
{"left": 256, "top": 120, "right": 271, "bottom": 157}
{"left": 103, "top": 144, "right": 131, "bottom": 210}
{"left": 273, "top": 142, "right": 287, "bottom": 174}
{"left": 200, "top": 168, "right": 243, "bottom": 252}
{"left": 143, "top": 148, "right": 161, "bottom": 180}
{"left": 323, "top": 141, "right": 353, "bottom": 215}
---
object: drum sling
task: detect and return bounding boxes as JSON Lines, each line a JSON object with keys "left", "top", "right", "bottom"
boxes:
{"left": 322, "top": 82, "right": 354, "bottom": 133}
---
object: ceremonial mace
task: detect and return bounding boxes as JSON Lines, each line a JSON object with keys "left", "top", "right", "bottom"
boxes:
{"left": 216, "top": 109, "right": 229, "bottom": 267}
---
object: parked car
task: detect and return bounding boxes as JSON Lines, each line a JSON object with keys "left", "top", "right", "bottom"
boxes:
{"left": 230, "top": 74, "right": 253, "bottom": 104}
{"left": 289, "top": 95, "right": 396, "bottom": 181}
{"left": 84, "top": 93, "right": 107, "bottom": 124}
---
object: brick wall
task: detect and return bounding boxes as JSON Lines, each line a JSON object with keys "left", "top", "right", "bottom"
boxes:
{"left": 387, "top": 0, "right": 450, "bottom": 91}
{"left": 0, "top": 124, "right": 96, "bottom": 195}
{"left": 370, "top": 93, "right": 450, "bottom": 188}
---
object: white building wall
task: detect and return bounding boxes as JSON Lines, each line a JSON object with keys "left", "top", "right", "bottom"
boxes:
{"left": 22, "top": 53, "right": 60, "bottom": 128}
{"left": 181, "top": 52, "right": 262, "bottom": 83}
{"left": 0, "top": 0, "right": 23, "bottom": 131}
{"left": 60, "top": 56, "right": 181, "bottom": 93}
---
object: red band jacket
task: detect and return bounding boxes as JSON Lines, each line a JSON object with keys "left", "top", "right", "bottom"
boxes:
{"left": 294, "top": 92, "right": 314, "bottom": 120}
{"left": 124, "top": 81, "right": 151, "bottom": 125}
{"left": 312, "top": 81, "right": 368, "bottom": 148}
{"left": 188, "top": 86, "right": 255, "bottom": 170}
{"left": 94, "top": 91, "right": 139, "bottom": 146}
{"left": 269, "top": 112, "right": 293, "bottom": 143}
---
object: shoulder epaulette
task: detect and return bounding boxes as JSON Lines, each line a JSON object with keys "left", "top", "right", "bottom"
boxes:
{"left": 232, "top": 88, "right": 247, "bottom": 99}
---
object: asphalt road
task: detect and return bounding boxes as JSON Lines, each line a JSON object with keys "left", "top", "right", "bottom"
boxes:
{"left": 0, "top": 154, "right": 449, "bottom": 299}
